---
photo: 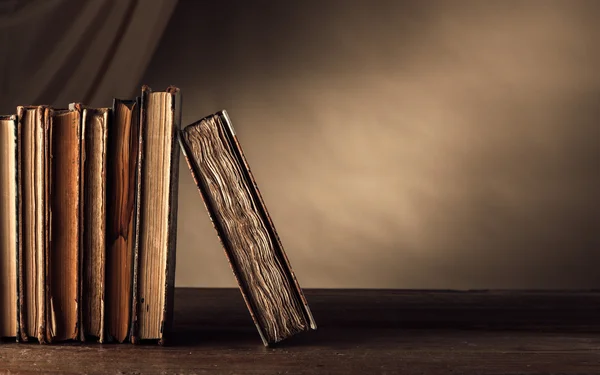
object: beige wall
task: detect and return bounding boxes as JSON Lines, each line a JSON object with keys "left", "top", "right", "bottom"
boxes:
{"left": 143, "top": 0, "right": 600, "bottom": 289}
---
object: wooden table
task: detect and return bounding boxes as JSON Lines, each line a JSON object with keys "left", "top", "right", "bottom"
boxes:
{"left": 1, "top": 289, "right": 599, "bottom": 374}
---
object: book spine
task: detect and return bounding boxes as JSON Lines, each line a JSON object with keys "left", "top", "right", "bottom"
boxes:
{"left": 15, "top": 108, "right": 26, "bottom": 343}
{"left": 127, "top": 96, "right": 141, "bottom": 343}
{"left": 78, "top": 104, "right": 87, "bottom": 343}
{"left": 12, "top": 115, "right": 19, "bottom": 342}
{"left": 159, "top": 87, "right": 182, "bottom": 345}
{"left": 72, "top": 104, "right": 84, "bottom": 343}
{"left": 105, "top": 101, "right": 116, "bottom": 344}
{"left": 99, "top": 108, "right": 109, "bottom": 344}
{"left": 41, "top": 107, "right": 50, "bottom": 344}
{"left": 130, "top": 87, "right": 150, "bottom": 344}
{"left": 1, "top": 114, "right": 19, "bottom": 340}
{"left": 15, "top": 106, "right": 51, "bottom": 344}
{"left": 46, "top": 106, "right": 83, "bottom": 343}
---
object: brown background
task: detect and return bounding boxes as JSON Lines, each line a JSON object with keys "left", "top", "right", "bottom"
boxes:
{"left": 4, "top": 0, "right": 599, "bottom": 289}
{"left": 144, "top": 0, "right": 600, "bottom": 288}
{"left": 142, "top": 0, "right": 599, "bottom": 289}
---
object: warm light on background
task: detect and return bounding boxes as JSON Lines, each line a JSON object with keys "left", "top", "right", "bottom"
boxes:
{"left": 142, "top": 0, "right": 599, "bottom": 289}
{"left": 2, "top": 1, "right": 598, "bottom": 289}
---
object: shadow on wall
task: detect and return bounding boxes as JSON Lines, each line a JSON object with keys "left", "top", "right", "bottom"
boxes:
{"left": 143, "top": 0, "right": 600, "bottom": 289}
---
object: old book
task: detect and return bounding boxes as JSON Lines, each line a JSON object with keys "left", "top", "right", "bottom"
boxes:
{"left": 17, "top": 106, "right": 50, "bottom": 343}
{"left": 179, "top": 111, "right": 316, "bottom": 346}
{"left": 0, "top": 115, "right": 18, "bottom": 339}
{"left": 130, "top": 86, "right": 180, "bottom": 344}
{"left": 78, "top": 106, "right": 109, "bottom": 342}
{"left": 47, "top": 107, "right": 82, "bottom": 342}
{"left": 105, "top": 98, "right": 141, "bottom": 343}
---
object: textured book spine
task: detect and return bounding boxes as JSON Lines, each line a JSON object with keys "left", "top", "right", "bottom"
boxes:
{"left": 15, "top": 107, "right": 27, "bottom": 343}
{"left": 159, "top": 86, "right": 181, "bottom": 346}
{"left": 14, "top": 113, "right": 23, "bottom": 343}
{"left": 16, "top": 106, "right": 50, "bottom": 344}
{"left": 76, "top": 103, "right": 86, "bottom": 343}
{"left": 45, "top": 106, "right": 55, "bottom": 344}
{"left": 130, "top": 87, "right": 149, "bottom": 344}
{"left": 77, "top": 105, "right": 109, "bottom": 343}
{"left": 130, "top": 86, "right": 180, "bottom": 344}
{"left": 97, "top": 109, "right": 108, "bottom": 344}
{"left": 13, "top": 115, "right": 20, "bottom": 341}
{"left": 218, "top": 111, "right": 316, "bottom": 333}
{"left": 46, "top": 106, "right": 82, "bottom": 343}
{"left": 41, "top": 107, "right": 50, "bottom": 344}
{"left": 179, "top": 111, "right": 316, "bottom": 346}
{"left": 106, "top": 97, "right": 140, "bottom": 343}
{"left": 1, "top": 114, "right": 19, "bottom": 340}
{"left": 128, "top": 96, "right": 141, "bottom": 343}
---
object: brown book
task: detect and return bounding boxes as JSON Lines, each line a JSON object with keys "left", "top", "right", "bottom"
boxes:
{"left": 47, "top": 107, "right": 82, "bottom": 342}
{"left": 78, "top": 106, "right": 109, "bottom": 342}
{"left": 105, "top": 98, "right": 141, "bottom": 343}
{"left": 0, "top": 115, "right": 18, "bottom": 339}
{"left": 179, "top": 110, "right": 316, "bottom": 346}
{"left": 130, "top": 86, "right": 180, "bottom": 344}
{"left": 17, "top": 106, "right": 50, "bottom": 343}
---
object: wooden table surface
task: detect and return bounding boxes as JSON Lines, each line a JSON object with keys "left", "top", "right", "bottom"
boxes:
{"left": 1, "top": 288, "right": 599, "bottom": 374}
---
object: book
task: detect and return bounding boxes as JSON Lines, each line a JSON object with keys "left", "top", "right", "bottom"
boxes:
{"left": 0, "top": 115, "right": 18, "bottom": 339}
{"left": 17, "top": 106, "right": 50, "bottom": 343}
{"left": 130, "top": 86, "right": 181, "bottom": 344}
{"left": 179, "top": 110, "right": 316, "bottom": 346}
{"left": 105, "top": 98, "right": 141, "bottom": 343}
{"left": 4, "top": 86, "right": 318, "bottom": 347}
{"left": 47, "top": 107, "right": 82, "bottom": 343}
{"left": 78, "top": 106, "right": 109, "bottom": 342}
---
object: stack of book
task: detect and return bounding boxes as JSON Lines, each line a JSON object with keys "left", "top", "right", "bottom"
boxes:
{"left": 0, "top": 86, "right": 315, "bottom": 346}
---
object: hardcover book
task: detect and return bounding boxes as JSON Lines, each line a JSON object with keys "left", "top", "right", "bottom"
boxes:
{"left": 17, "top": 106, "right": 50, "bottom": 343}
{"left": 179, "top": 110, "right": 316, "bottom": 346}
{"left": 78, "top": 106, "right": 109, "bottom": 342}
{"left": 0, "top": 115, "right": 18, "bottom": 339}
{"left": 105, "top": 98, "right": 141, "bottom": 343}
{"left": 47, "top": 106, "right": 82, "bottom": 343}
{"left": 130, "top": 86, "right": 181, "bottom": 344}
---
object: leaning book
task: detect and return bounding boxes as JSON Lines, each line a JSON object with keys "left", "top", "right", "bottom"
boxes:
{"left": 179, "top": 110, "right": 316, "bottom": 346}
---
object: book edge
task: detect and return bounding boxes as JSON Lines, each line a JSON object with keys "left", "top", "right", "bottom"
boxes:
{"left": 159, "top": 88, "right": 181, "bottom": 346}
{"left": 217, "top": 110, "right": 317, "bottom": 333}
{"left": 179, "top": 119, "right": 270, "bottom": 346}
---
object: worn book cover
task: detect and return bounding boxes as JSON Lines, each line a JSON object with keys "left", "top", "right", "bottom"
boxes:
{"left": 47, "top": 106, "right": 82, "bottom": 343}
{"left": 106, "top": 98, "right": 141, "bottom": 343}
{"left": 0, "top": 115, "right": 18, "bottom": 339}
{"left": 179, "top": 110, "right": 316, "bottom": 346}
{"left": 16, "top": 106, "right": 50, "bottom": 343}
{"left": 77, "top": 105, "right": 109, "bottom": 343}
{"left": 130, "top": 86, "right": 180, "bottom": 344}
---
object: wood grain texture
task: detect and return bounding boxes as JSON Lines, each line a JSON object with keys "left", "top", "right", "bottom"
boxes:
{"left": 0, "top": 289, "right": 599, "bottom": 375}
{"left": 48, "top": 108, "right": 81, "bottom": 342}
